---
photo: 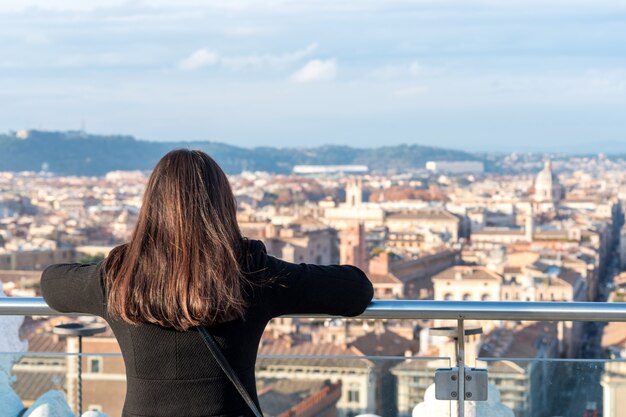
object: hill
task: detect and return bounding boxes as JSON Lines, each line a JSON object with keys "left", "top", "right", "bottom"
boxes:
{"left": 0, "top": 130, "right": 482, "bottom": 176}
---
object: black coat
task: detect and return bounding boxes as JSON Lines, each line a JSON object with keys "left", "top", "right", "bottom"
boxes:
{"left": 41, "top": 239, "right": 374, "bottom": 417}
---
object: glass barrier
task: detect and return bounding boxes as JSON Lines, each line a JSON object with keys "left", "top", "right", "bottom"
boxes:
{"left": 475, "top": 357, "right": 623, "bottom": 417}
{"left": 10, "top": 351, "right": 626, "bottom": 417}
{"left": 1, "top": 352, "right": 452, "bottom": 417}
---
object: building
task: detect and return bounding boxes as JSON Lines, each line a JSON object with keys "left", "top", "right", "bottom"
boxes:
{"left": 257, "top": 339, "right": 375, "bottom": 417}
{"left": 264, "top": 222, "right": 338, "bottom": 265}
{"left": 602, "top": 361, "right": 626, "bottom": 417}
{"left": 322, "top": 178, "right": 385, "bottom": 230}
{"left": 258, "top": 379, "right": 343, "bottom": 417}
{"left": 477, "top": 322, "right": 559, "bottom": 417}
{"left": 339, "top": 222, "right": 367, "bottom": 271}
{"left": 12, "top": 330, "right": 68, "bottom": 409}
{"left": 350, "top": 325, "right": 420, "bottom": 416}
{"left": 390, "top": 358, "right": 445, "bottom": 417}
{"left": 69, "top": 327, "right": 126, "bottom": 415}
{"left": 601, "top": 321, "right": 626, "bottom": 417}
{"left": 425, "top": 161, "right": 485, "bottom": 174}
{"left": 533, "top": 160, "right": 565, "bottom": 213}
{"left": 620, "top": 227, "right": 626, "bottom": 270}
{"left": 293, "top": 165, "right": 369, "bottom": 176}
{"left": 368, "top": 249, "right": 459, "bottom": 299}
{"left": 385, "top": 209, "right": 462, "bottom": 242}
{"left": 433, "top": 266, "right": 503, "bottom": 302}
{"left": 0, "top": 248, "right": 76, "bottom": 270}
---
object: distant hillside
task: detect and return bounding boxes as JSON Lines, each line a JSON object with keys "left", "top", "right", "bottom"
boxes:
{"left": 0, "top": 130, "right": 483, "bottom": 176}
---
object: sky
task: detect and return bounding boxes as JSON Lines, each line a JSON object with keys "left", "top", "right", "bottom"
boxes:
{"left": 0, "top": 0, "right": 625, "bottom": 153}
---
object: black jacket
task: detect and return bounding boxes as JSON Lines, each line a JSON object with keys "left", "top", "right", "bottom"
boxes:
{"left": 41, "top": 239, "right": 374, "bottom": 417}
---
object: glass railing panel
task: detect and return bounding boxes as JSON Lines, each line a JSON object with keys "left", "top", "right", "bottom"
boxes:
{"left": 256, "top": 355, "right": 452, "bottom": 417}
{"left": 475, "top": 358, "right": 623, "bottom": 417}
{"left": 1, "top": 352, "right": 452, "bottom": 417}
{"left": 1, "top": 351, "right": 127, "bottom": 416}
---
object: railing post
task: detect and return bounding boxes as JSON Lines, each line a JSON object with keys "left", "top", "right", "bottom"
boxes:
{"left": 77, "top": 335, "right": 83, "bottom": 416}
{"left": 457, "top": 318, "right": 465, "bottom": 417}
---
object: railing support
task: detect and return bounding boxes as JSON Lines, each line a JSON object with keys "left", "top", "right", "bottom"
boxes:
{"left": 457, "top": 319, "right": 465, "bottom": 417}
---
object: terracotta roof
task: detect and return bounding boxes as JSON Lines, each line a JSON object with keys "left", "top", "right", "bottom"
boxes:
{"left": 472, "top": 228, "right": 524, "bottom": 236}
{"left": 479, "top": 322, "right": 558, "bottom": 359}
{"left": 27, "top": 331, "right": 67, "bottom": 353}
{"left": 528, "top": 261, "right": 551, "bottom": 273}
{"left": 258, "top": 379, "right": 329, "bottom": 417}
{"left": 557, "top": 267, "right": 582, "bottom": 287}
{"left": 258, "top": 339, "right": 372, "bottom": 368}
{"left": 482, "top": 359, "right": 526, "bottom": 375}
{"left": 534, "top": 230, "right": 569, "bottom": 240}
{"left": 386, "top": 210, "right": 459, "bottom": 222}
{"left": 432, "top": 266, "right": 502, "bottom": 282}
{"left": 289, "top": 216, "right": 330, "bottom": 230}
{"left": 12, "top": 371, "right": 66, "bottom": 403}
{"left": 350, "top": 328, "right": 419, "bottom": 357}
{"left": 602, "top": 321, "right": 626, "bottom": 348}
{"left": 0, "top": 270, "right": 41, "bottom": 283}
{"left": 368, "top": 273, "right": 402, "bottom": 285}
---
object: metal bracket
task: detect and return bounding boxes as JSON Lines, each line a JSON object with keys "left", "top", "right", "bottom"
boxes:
{"left": 435, "top": 367, "right": 488, "bottom": 401}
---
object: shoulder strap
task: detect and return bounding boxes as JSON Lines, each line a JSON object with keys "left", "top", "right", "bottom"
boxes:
{"left": 196, "top": 326, "right": 264, "bottom": 417}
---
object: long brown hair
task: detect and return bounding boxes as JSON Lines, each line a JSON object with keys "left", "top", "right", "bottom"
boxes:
{"left": 104, "top": 149, "right": 250, "bottom": 331}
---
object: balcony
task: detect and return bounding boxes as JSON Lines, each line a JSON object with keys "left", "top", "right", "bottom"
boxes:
{"left": 2, "top": 298, "right": 625, "bottom": 417}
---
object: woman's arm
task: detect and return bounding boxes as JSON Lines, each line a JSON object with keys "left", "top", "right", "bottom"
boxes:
{"left": 40, "top": 262, "right": 107, "bottom": 317}
{"left": 251, "top": 240, "right": 374, "bottom": 319}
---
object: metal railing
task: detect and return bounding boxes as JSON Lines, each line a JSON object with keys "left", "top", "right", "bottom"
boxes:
{"left": 3, "top": 297, "right": 624, "bottom": 417}
{"left": 2, "top": 297, "right": 626, "bottom": 321}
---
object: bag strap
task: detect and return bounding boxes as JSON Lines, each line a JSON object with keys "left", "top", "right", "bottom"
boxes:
{"left": 197, "top": 326, "right": 264, "bottom": 417}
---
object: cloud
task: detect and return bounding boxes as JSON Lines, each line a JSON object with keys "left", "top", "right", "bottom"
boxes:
{"left": 409, "top": 61, "right": 422, "bottom": 76}
{"left": 221, "top": 43, "right": 318, "bottom": 70}
{"left": 393, "top": 85, "right": 427, "bottom": 97}
{"left": 291, "top": 59, "right": 337, "bottom": 83}
{"left": 370, "top": 61, "right": 427, "bottom": 81}
{"left": 178, "top": 43, "right": 318, "bottom": 71}
{"left": 178, "top": 49, "right": 219, "bottom": 70}
{"left": 3, "top": 0, "right": 626, "bottom": 14}
{"left": 24, "top": 32, "right": 49, "bottom": 45}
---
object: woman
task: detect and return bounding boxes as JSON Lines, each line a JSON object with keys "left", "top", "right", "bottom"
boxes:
{"left": 41, "top": 149, "right": 374, "bottom": 417}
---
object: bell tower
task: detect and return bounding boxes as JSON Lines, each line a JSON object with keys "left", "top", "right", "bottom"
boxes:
{"left": 345, "top": 177, "right": 363, "bottom": 208}
{"left": 340, "top": 222, "right": 367, "bottom": 271}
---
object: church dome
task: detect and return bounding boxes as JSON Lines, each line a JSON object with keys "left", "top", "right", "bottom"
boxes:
{"left": 534, "top": 159, "right": 562, "bottom": 203}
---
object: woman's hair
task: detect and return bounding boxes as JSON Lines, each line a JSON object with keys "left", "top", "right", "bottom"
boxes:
{"left": 104, "top": 149, "right": 250, "bottom": 331}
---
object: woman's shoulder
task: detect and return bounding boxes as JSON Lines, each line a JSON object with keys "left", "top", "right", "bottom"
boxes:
{"left": 244, "top": 238, "right": 267, "bottom": 252}
{"left": 241, "top": 238, "right": 270, "bottom": 274}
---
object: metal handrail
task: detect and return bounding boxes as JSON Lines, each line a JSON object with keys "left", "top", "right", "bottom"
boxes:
{"left": 2, "top": 297, "right": 626, "bottom": 321}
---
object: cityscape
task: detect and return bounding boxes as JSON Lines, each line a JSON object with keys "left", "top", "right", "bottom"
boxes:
{"left": 2, "top": 132, "right": 626, "bottom": 416}
{"left": 2, "top": 0, "right": 626, "bottom": 416}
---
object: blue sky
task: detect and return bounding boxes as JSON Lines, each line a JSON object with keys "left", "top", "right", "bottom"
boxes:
{"left": 0, "top": 0, "right": 625, "bottom": 152}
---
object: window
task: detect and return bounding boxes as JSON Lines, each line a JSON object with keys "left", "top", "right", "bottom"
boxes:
{"left": 89, "top": 357, "right": 103, "bottom": 373}
{"left": 348, "top": 388, "right": 360, "bottom": 403}
{"left": 444, "top": 293, "right": 453, "bottom": 300}
{"left": 463, "top": 293, "right": 472, "bottom": 301}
